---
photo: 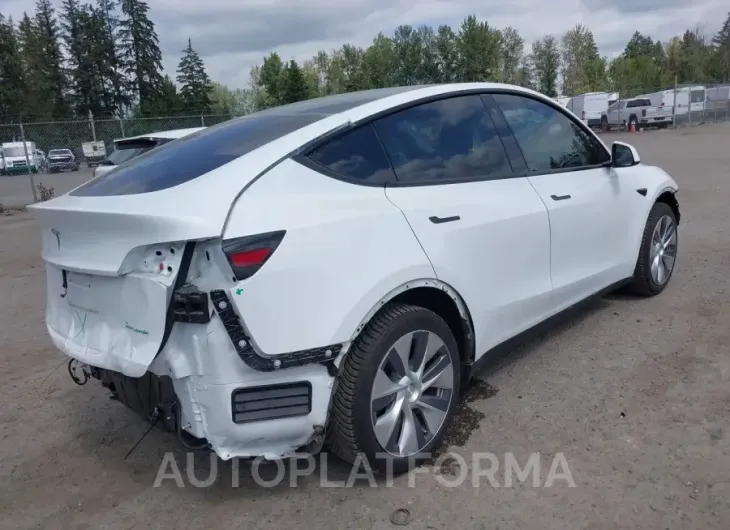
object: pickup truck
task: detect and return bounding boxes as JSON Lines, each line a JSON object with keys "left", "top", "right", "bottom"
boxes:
{"left": 600, "top": 97, "right": 673, "bottom": 130}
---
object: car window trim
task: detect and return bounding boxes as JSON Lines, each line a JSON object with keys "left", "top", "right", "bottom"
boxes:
{"left": 374, "top": 94, "right": 516, "bottom": 186}
{"left": 486, "top": 89, "right": 612, "bottom": 176}
{"left": 297, "top": 91, "right": 523, "bottom": 188}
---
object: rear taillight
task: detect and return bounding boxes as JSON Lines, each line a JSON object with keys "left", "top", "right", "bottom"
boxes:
{"left": 222, "top": 230, "right": 285, "bottom": 281}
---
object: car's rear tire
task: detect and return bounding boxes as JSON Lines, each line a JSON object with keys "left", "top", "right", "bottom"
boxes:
{"left": 327, "top": 303, "right": 461, "bottom": 475}
{"left": 628, "top": 201, "right": 678, "bottom": 296}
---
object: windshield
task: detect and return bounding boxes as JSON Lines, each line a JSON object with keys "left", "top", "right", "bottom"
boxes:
{"left": 2, "top": 146, "right": 32, "bottom": 158}
{"left": 104, "top": 139, "right": 161, "bottom": 165}
{"left": 49, "top": 149, "right": 71, "bottom": 156}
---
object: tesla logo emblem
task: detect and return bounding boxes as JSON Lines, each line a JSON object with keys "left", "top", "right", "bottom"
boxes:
{"left": 51, "top": 228, "right": 61, "bottom": 250}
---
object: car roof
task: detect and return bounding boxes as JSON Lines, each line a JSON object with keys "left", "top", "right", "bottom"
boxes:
{"left": 72, "top": 82, "right": 556, "bottom": 197}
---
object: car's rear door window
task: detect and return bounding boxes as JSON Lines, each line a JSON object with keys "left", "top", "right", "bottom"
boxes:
{"left": 371, "top": 95, "right": 512, "bottom": 183}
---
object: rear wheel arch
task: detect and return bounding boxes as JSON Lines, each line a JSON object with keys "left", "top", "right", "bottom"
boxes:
{"left": 342, "top": 280, "right": 476, "bottom": 375}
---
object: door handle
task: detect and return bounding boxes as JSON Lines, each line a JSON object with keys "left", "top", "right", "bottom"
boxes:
{"left": 429, "top": 215, "right": 460, "bottom": 224}
{"left": 550, "top": 194, "right": 571, "bottom": 201}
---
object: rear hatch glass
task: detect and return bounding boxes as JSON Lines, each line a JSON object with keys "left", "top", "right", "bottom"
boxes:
{"left": 72, "top": 87, "right": 425, "bottom": 197}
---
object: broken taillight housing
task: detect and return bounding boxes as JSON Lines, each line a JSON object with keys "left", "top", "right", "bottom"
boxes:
{"left": 222, "top": 230, "right": 286, "bottom": 281}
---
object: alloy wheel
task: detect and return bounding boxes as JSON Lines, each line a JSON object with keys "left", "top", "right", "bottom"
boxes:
{"left": 650, "top": 214, "right": 677, "bottom": 285}
{"left": 369, "top": 330, "right": 455, "bottom": 457}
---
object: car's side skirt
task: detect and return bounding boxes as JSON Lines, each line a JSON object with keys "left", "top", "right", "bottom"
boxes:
{"left": 468, "top": 277, "right": 633, "bottom": 379}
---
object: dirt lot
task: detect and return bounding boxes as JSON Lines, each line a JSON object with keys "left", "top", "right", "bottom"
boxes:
{"left": 0, "top": 167, "right": 95, "bottom": 209}
{"left": 1, "top": 124, "right": 730, "bottom": 530}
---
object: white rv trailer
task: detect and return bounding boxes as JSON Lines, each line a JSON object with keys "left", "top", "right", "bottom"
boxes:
{"left": 641, "top": 86, "right": 706, "bottom": 115}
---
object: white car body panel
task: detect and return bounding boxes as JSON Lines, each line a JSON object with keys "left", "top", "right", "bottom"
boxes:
{"left": 29, "top": 82, "right": 679, "bottom": 461}
{"left": 222, "top": 158, "right": 435, "bottom": 354}
{"left": 384, "top": 178, "right": 553, "bottom": 355}
{"left": 526, "top": 167, "right": 639, "bottom": 306}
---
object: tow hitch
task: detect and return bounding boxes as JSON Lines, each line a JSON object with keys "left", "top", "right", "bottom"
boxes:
{"left": 67, "top": 359, "right": 91, "bottom": 385}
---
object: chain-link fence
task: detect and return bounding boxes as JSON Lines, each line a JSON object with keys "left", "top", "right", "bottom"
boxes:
{"left": 0, "top": 112, "right": 239, "bottom": 207}
{"left": 0, "top": 112, "right": 237, "bottom": 169}
{"left": 560, "top": 81, "right": 730, "bottom": 131}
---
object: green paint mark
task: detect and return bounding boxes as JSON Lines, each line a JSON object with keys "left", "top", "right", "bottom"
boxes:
{"left": 125, "top": 322, "right": 149, "bottom": 335}
{"left": 73, "top": 311, "right": 87, "bottom": 339}
{"left": 235, "top": 288, "right": 243, "bottom": 295}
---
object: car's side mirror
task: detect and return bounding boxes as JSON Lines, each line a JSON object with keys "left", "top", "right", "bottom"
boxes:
{"left": 612, "top": 141, "right": 640, "bottom": 167}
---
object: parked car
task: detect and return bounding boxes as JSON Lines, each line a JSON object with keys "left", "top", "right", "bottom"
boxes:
{"left": 92, "top": 127, "right": 206, "bottom": 178}
{"left": 46, "top": 149, "right": 80, "bottom": 173}
{"left": 29, "top": 83, "right": 680, "bottom": 473}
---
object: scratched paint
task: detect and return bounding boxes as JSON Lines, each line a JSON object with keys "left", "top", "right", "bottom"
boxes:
{"left": 73, "top": 311, "right": 87, "bottom": 339}
{"left": 125, "top": 322, "right": 150, "bottom": 335}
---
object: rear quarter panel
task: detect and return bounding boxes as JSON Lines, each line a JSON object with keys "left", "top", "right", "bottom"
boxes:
{"left": 222, "top": 158, "right": 436, "bottom": 354}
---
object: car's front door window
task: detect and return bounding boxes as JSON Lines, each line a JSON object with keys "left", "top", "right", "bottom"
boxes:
{"left": 492, "top": 93, "right": 610, "bottom": 173}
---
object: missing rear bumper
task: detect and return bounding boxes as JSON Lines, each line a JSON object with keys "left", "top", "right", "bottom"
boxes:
{"left": 210, "top": 289, "right": 342, "bottom": 372}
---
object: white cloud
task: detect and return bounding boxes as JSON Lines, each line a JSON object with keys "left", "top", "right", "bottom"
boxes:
{"left": 4, "top": 0, "right": 726, "bottom": 88}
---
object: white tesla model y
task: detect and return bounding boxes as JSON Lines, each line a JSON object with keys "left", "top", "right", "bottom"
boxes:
{"left": 30, "top": 83, "right": 679, "bottom": 473}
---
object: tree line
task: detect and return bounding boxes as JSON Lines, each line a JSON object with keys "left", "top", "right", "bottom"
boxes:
{"left": 243, "top": 15, "right": 730, "bottom": 112}
{"left": 1, "top": 0, "right": 730, "bottom": 122}
{"left": 0, "top": 0, "right": 211, "bottom": 121}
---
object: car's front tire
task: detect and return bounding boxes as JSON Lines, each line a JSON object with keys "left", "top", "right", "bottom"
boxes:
{"left": 328, "top": 303, "right": 461, "bottom": 474}
{"left": 628, "top": 201, "right": 678, "bottom": 296}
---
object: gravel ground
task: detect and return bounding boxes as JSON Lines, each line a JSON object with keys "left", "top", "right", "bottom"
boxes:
{"left": 1, "top": 124, "right": 729, "bottom": 529}
{"left": 0, "top": 167, "right": 95, "bottom": 209}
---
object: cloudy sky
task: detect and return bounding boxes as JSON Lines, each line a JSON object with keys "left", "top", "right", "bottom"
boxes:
{"left": 2, "top": 0, "right": 726, "bottom": 88}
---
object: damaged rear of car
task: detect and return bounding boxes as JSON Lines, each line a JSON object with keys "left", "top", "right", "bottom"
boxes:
{"left": 28, "top": 89, "right": 431, "bottom": 462}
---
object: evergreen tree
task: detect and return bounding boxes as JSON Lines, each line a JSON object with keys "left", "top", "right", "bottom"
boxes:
{"left": 21, "top": 0, "right": 69, "bottom": 118}
{"left": 61, "top": 0, "right": 92, "bottom": 114}
{"left": 280, "top": 60, "right": 308, "bottom": 104}
{"left": 143, "top": 74, "right": 181, "bottom": 115}
{"left": 176, "top": 38, "right": 212, "bottom": 112}
{"left": 0, "top": 15, "right": 26, "bottom": 119}
{"left": 95, "top": 0, "right": 129, "bottom": 114}
{"left": 119, "top": 0, "right": 163, "bottom": 114}
{"left": 18, "top": 12, "right": 45, "bottom": 118}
